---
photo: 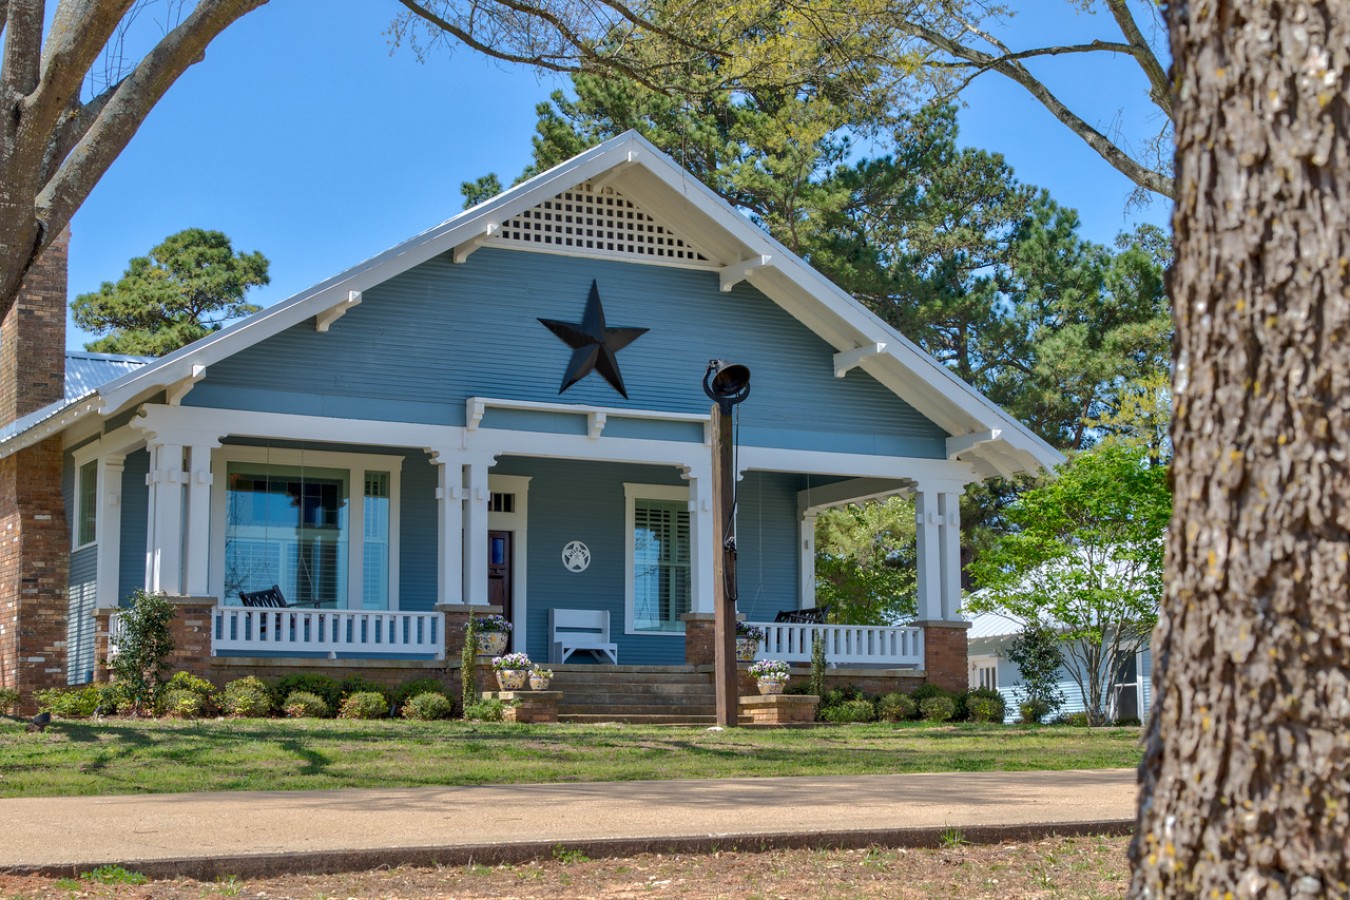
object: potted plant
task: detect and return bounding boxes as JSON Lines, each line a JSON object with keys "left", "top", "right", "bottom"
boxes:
{"left": 748, "top": 659, "right": 791, "bottom": 695}
{"left": 492, "top": 652, "right": 533, "bottom": 690}
{"left": 529, "top": 665, "right": 554, "bottom": 690}
{"left": 736, "top": 622, "right": 765, "bottom": 662}
{"left": 469, "top": 615, "right": 512, "bottom": 656}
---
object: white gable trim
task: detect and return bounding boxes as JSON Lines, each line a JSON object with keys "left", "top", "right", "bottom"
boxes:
{"left": 0, "top": 132, "right": 1062, "bottom": 478}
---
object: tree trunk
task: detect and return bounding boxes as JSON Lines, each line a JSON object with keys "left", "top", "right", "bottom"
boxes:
{"left": 1130, "top": 3, "right": 1350, "bottom": 897}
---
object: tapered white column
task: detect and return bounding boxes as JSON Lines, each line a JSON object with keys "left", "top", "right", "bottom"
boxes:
{"left": 183, "top": 442, "right": 218, "bottom": 596}
{"left": 145, "top": 441, "right": 185, "bottom": 594}
{"left": 799, "top": 512, "right": 818, "bottom": 611}
{"left": 914, "top": 488, "right": 942, "bottom": 622}
{"left": 95, "top": 456, "right": 125, "bottom": 609}
{"left": 685, "top": 465, "right": 715, "bottom": 613}
{"left": 937, "top": 491, "right": 962, "bottom": 620}
{"left": 433, "top": 453, "right": 465, "bottom": 604}
{"left": 462, "top": 459, "right": 491, "bottom": 605}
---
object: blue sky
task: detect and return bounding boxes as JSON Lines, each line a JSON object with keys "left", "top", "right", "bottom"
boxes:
{"left": 64, "top": 1, "right": 1172, "bottom": 349}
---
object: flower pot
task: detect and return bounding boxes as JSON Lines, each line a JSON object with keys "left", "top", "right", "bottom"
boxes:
{"left": 496, "top": 668, "right": 529, "bottom": 691}
{"left": 529, "top": 673, "right": 552, "bottom": 690}
{"left": 756, "top": 677, "right": 787, "bottom": 695}
{"left": 735, "top": 637, "right": 758, "bottom": 662}
{"left": 477, "top": 632, "right": 508, "bottom": 656}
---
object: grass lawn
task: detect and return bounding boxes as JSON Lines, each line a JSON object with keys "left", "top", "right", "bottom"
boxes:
{"left": 0, "top": 718, "right": 1140, "bottom": 798}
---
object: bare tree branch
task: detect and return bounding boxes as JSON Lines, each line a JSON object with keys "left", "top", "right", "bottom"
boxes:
{"left": 1102, "top": 0, "right": 1172, "bottom": 117}
{"left": 901, "top": 19, "right": 1175, "bottom": 200}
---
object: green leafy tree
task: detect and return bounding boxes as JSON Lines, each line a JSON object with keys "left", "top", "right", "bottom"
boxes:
{"left": 111, "top": 590, "right": 176, "bottom": 715}
{"left": 814, "top": 496, "right": 917, "bottom": 624}
{"left": 71, "top": 228, "right": 270, "bottom": 356}
{"left": 1004, "top": 621, "right": 1066, "bottom": 723}
{"left": 966, "top": 446, "right": 1170, "bottom": 725}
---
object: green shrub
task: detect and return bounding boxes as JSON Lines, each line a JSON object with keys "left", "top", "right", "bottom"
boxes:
{"left": 963, "top": 687, "right": 1006, "bottom": 723}
{"left": 159, "top": 688, "right": 207, "bottom": 719}
{"left": 282, "top": 691, "right": 329, "bottom": 718}
{"left": 461, "top": 614, "right": 479, "bottom": 714}
{"left": 393, "top": 678, "right": 447, "bottom": 710}
{"left": 809, "top": 632, "right": 827, "bottom": 703}
{"left": 966, "top": 695, "right": 1005, "bottom": 724}
{"left": 463, "top": 698, "right": 506, "bottom": 722}
{"left": 270, "top": 673, "right": 341, "bottom": 712}
{"left": 34, "top": 685, "right": 101, "bottom": 718}
{"left": 338, "top": 676, "right": 391, "bottom": 704}
{"left": 0, "top": 687, "right": 19, "bottom": 715}
{"left": 402, "top": 691, "right": 453, "bottom": 721}
{"left": 222, "top": 676, "right": 273, "bottom": 718}
{"left": 338, "top": 691, "right": 389, "bottom": 719}
{"left": 920, "top": 694, "right": 956, "bottom": 723}
{"left": 820, "top": 684, "right": 865, "bottom": 709}
{"left": 95, "top": 682, "right": 130, "bottom": 715}
{"left": 1019, "top": 698, "right": 1051, "bottom": 724}
{"left": 909, "top": 682, "right": 949, "bottom": 704}
{"left": 820, "top": 699, "right": 876, "bottom": 723}
{"left": 876, "top": 692, "right": 917, "bottom": 722}
{"left": 1060, "top": 711, "right": 1090, "bottom": 727}
{"left": 111, "top": 589, "right": 176, "bottom": 713}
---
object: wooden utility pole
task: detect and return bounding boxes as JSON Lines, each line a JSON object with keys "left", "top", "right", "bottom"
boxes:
{"left": 711, "top": 402, "right": 739, "bottom": 726}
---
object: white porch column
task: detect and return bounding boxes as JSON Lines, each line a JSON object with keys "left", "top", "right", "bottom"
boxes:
{"left": 913, "top": 487, "right": 943, "bottom": 621}
{"left": 685, "top": 465, "right": 715, "bottom": 613}
{"left": 937, "top": 490, "right": 963, "bottom": 620}
{"left": 94, "top": 455, "right": 125, "bottom": 609}
{"left": 183, "top": 442, "right": 219, "bottom": 597}
{"left": 433, "top": 453, "right": 465, "bottom": 604}
{"left": 462, "top": 458, "right": 491, "bottom": 605}
{"left": 799, "top": 511, "right": 818, "bottom": 611}
{"left": 145, "top": 441, "right": 185, "bottom": 594}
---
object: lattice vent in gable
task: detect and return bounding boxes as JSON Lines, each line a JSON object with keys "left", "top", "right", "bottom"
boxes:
{"left": 491, "top": 183, "right": 713, "bottom": 267}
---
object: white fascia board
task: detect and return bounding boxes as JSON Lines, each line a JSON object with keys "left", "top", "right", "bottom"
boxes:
{"left": 87, "top": 135, "right": 658, "bottom": 426}
{"left": 740, "top": 445, "right": 975, "bottom": 486}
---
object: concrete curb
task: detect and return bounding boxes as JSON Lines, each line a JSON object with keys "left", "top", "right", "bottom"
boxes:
{"left": 3, "top": 820, "right": 1136, "bottom": 881}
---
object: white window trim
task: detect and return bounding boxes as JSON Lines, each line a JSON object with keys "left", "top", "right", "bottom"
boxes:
{"left": 624, "top": 482, "right": 691, "bottom": 637}
{"left": 70, "top": 444, "right": 102, "bottom": 552}
{"left": 209, "top": 446, "right": 403, "bottom": 610}
{"left": 488, "top": 474, "right": 531, "bottom": 652}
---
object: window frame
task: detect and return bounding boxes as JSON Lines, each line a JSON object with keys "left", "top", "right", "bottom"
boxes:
{"left": 209, "top": 446, "right": 403, "bottom": 610}
{"left": 68, "top": 445, "right": 103, "bottom": 552}
{"left": 624, "top": 482, "right": 692, "bottom": 636}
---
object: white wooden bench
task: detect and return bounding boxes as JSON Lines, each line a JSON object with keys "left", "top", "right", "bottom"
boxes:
{"left": 549, "top": 608, "right": 619, "bottom": 665}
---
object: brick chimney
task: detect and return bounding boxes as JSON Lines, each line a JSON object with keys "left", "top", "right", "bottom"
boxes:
{"left": 0, "top": 233, "right": 71, "bottom": 710}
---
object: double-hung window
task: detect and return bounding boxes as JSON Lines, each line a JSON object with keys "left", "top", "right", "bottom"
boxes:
{"left": 625, "top": 484, "right": 691, "bottom": 634}
{"left": 211, "top": 448, "right": 401, "bottom": 609}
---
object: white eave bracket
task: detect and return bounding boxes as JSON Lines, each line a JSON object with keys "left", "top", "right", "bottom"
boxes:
{"left": 590, "top": 151, "right": 640, "bottom": 193}
{"left": 166, "top": 364, "right": 208, "bottom": 406}
{"left": 946, "top": 429, "right": 1002, "bottom": 460}
{"left": 719, "top": 255, "right": 772, "bottom": 292}
{"left": 833, "top": 342, "right": 887, "bottom": 378}
{"left": 452, "top": 223, "right": 500, "bottom": 264}
{"left": 315, "top": 290, "right": 362, "bottom": 333}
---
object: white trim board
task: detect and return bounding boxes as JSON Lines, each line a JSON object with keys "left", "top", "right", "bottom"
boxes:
{"left": 623, "top": 483, "right": 693, "bottom": 638}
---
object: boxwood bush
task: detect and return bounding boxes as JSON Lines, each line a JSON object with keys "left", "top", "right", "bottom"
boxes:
{"left": 402, "top": 691, "right": 453, "bottom": 720}
{"left": 270, "top": 673, "right": 341, "bottom": 713}
{"left": 222, "top": 676, "right": 273, "bottom": 718}
{"left": 393, "top": 678, "right": 447, "bottom": 710}
{"left": 34, "top": 685, "right": 102, "bottom": 718}
{"left": 338, "top": 691, "right": 389, "bottom": 719}
{"left": 820, "top": 699, "right": 876, "bottom": 723}
{"left": 876, "top": 692, "right": 917, "bottom": 722}
{"left": 919, "top": 694, "right": 957, "bottom": 723}
{"left": 282, "top": 690, "right": 330, "bottom": 718}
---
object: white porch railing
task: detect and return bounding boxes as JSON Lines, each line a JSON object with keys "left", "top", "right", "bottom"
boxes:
{"left": 212, "top": 608, "right": 445, "bottom": 659}
{"left": 107, "top": 612, "right": 125, "bottom": 658}
{"left": 751, "top": 622, "right": 924, "bottom": 667}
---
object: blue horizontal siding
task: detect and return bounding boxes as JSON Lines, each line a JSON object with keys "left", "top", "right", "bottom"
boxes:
{"left": 189, "top": 248, "right": 948, "bottom": 457}
{"left": 118, "top": 449, "right": 150, "bottom": 607}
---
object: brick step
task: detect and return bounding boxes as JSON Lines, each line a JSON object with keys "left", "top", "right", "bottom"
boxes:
{"left": 549, "top": 664, "right": 705, "bottom": 675}
{"left": 559, "top": 713, "right": 753, "bottom": 726}
{"left": 552, "top": 682, "right": 715, "bottom": 698}
{"left": 558, "top": 702, "right": 720, "bottom": 716}
{"left": 547, "top": 672, "right": 712, "bottom": 686}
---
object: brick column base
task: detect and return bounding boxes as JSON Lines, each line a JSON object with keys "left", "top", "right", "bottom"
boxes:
{"left": 437, "top": 604, "right": 504, "bottom": 659}
{"left": 917, "top": 620, "right": 971, "bottom": 694}
{"left": 681, "top": 612, "right": 716, "bottom": 665}
{"left": 740, "top": 693, "right": 818, "bottom": 725}
{"left": 487, "top": 689, "right": 560, "bottom": 723}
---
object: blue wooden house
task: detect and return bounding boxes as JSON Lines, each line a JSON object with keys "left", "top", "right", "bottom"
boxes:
{"left": 0, "top": 133, "right": 1059, "bottom": 698}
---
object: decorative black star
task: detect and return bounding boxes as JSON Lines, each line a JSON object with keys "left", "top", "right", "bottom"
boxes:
{"left": 539, "top": 280, "right": 648, "bottom": 399}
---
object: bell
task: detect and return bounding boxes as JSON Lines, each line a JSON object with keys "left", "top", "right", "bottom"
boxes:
{"left": 703, "top": 359, "right": 751, "bottom": 409}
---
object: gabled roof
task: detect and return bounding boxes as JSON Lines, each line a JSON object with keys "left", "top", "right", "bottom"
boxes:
{"left": 0, "top": 351, "right": 151, "bottom": 445}
{"left": 0, "top": 132, "right": 1062, "bottom": 476}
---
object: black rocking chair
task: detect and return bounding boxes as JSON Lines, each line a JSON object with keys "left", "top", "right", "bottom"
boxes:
{"left": 774, "top": 605, "right": 831, "bottom": 625}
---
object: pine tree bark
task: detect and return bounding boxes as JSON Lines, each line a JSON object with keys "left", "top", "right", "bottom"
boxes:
{"left": 1130, "top": 2, "right": 1350, "bottom": 897}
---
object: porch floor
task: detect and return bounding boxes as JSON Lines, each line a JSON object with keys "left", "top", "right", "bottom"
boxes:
{"left": 544, "top": 664, "right": 748, "bottom": 725}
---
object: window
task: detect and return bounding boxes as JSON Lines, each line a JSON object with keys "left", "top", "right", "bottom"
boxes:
{"left": 215, "top": 448, "right": 402, "bottom": 610}
{"left": 969, "top": 655, "right": 998, "bottom": 691}
{"left": 75, "top": 460, "right": 97, "bottom": 548}
{"left": 625, "top": 484, "right": 691, "bottom": 634}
